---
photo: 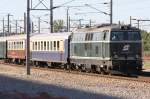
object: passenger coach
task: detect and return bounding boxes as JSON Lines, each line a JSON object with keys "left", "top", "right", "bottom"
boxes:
{"left": 31, "top": 32, "right": 71, "bottom": 67}
{"left": 7, "top": 34, "right": 26, "bottom": 63}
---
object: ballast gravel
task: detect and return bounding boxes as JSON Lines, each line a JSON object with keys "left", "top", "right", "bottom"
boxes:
{"left": 0, "top": 64, "right": 149, "bottom": 99}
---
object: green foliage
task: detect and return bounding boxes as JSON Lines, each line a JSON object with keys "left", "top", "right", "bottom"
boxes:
{"left": 53, "top": 20, "right": 64, "bottom": 32}
{"left": 141, "top": 30, "right": 150, "bottom": 51}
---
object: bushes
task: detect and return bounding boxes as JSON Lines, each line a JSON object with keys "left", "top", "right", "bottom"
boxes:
{"left": 141, "top": 31, "right": 150, "bottom": 51}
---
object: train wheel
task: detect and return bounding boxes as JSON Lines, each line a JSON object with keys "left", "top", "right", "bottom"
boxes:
{"left": 81, "top": 65, "right": 86, "bottom": 72}
{"left": 65, "top": 64, "right": 71, "bottom": 70}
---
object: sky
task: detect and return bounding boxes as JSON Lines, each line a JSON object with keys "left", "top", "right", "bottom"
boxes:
{"left": 0, "top": 0, "right": 150, "bottom": 32}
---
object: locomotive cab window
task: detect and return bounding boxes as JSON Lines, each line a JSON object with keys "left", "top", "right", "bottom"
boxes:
{"left": 111, "top": 31, "right": 141, "bottom": 41}
{"left": 111, "top": 31, "right": 124, "bottom": 41}
{"left": 128, "top": 31, "right": 141, "bottom": 40}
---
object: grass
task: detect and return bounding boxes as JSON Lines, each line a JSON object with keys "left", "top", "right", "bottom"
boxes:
{"left": 143, "top": 61, "right": 150, "bottom": 69}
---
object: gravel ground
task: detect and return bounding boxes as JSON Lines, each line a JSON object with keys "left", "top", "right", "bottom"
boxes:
{"left": 0, "top": 64, "right": 150, "bottom": 99}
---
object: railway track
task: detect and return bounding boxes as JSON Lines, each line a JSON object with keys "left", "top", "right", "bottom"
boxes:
{"left": 0, "top": 61, "right": 150, "bottom": 83}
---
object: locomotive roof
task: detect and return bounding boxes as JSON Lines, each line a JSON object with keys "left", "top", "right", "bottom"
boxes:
{"left": 74, "top": 25, "right": 139, "bottom": 33}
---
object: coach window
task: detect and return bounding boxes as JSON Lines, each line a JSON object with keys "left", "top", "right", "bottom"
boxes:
{"left": 13, "top": 42, "right": 15, "bottom": 50}
{"left": 11, "top": 42, "right": 13, "bottom": 50}
{"left": 51, "top": 41, "right": 53, "bottom": 51}
{"left": 14, "top": 42, "right": 16, "bottom": 50}
{"left": 57, "top": 41, "right": 59, "bottom": 51}
{"left": 54, "top": 41, "right": 56, "bottom": 51}
{"left": 18, "top": 42, "right": 20, "bottom": 49}
{"left": 21, "top": 42, "right": 23, "bottom": 49}
{"left": 38, "top": 42, "right": 40, "bottom": 51}
{"left": 35, "top": 42, "right": 37, "bottom": 51}
{"left": 16, "top": 42, "right": 17, "bottom": 49}
{"left": 16, "top": 42, "right": 18, "bottom": 49}
{"left": 44, "top": 41, "right": 46, "bottom": 50}
{"left": 16, "top": 42, "right": 19, "bottom": 49}
{"left": 47, "top": 41, "right": 49, "bottom": 51}
{"left": 9, "top": 42, "right": 11, "bottom": 50}
{"left": 41, "top": 41, "right": 43, "bottom": 51}
{"left": 12, "top": 42, "right": 13, "bottom": 50}
{"left": 32, "top": 42, "right": 34, "bottom": 51}
{"left": 19, "top": 42, "right": 20, "bottom": 49}
{"left": 10, "top": 42, "right": 11, "bottom": 50}
{"left": 20, "top": 42, "right": 22, "bottom": 49}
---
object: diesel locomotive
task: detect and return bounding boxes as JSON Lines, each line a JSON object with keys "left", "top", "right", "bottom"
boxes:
{"left": 70, "top": 25, "right": 142, "bottom": 74}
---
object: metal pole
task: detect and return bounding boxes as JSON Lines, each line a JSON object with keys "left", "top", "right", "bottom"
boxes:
{"left": 110, "top": 0, "right": 113, "bottom": 25}
{"left": 79, "top": 19, "right": 82, "bottom": 29}
{"left": 89, "top": 19, "right": 92, "bottom": 27}
{"left": 16, "top": 20, "right": 18, "bottom": 34}
{"left": 7, "top": 14, "right": 10, "bottom": 36}
{"left": 32, "top": 22, "right": 34, "bottom": 33}
{"left": 24, "top": 13, "right": 27, "bottom": 34}
{"left": 3, "top": 18, "right": 5, "bottom": 36}
{"left": 130, "top": 16, "right": 132, "bottom": 26}
{"left": 38, "top": 17, "right": 41, "bottom": 33}
{"left": 10, "top": 24, "right": 11, "bottom": 35}
{"left": 137, "top": 20, "right": 140, "bottom": 29}
{"left": 26, "top": 0, "right": 31, "bottom": 75}
{"left": 66, "top": 7, "right": 69, "bottom": 32}
{"left": 50, "top": 0, "right": 53, "bottom": 33}
{"left": 68, "top": 16, "right": 70, "bottom": 31}
{"left": 20, "top": 27, "right": 22, "bottom": 33}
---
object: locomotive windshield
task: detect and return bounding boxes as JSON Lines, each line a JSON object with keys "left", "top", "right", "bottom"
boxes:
{"left": 111, "top": 31, "right": 141, "bottom": 41}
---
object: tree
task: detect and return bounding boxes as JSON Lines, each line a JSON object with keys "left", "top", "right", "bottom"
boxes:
{"left": 53, "top": 20, "right": 64, "bottom": 32}
{"left": 141, "top": 30, "right": 150, "bottom": 51}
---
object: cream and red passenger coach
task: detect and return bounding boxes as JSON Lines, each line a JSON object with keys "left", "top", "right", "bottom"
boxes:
{"left": 7, "top": 34, "right": 26, "bottom": 63}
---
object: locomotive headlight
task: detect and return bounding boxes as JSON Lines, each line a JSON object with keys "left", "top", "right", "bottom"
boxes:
{"left": 135, "top": 55, "right": 140, "bottom": 59}
{"left": 114, "top": 55, "right": 118, "bottom": 59}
